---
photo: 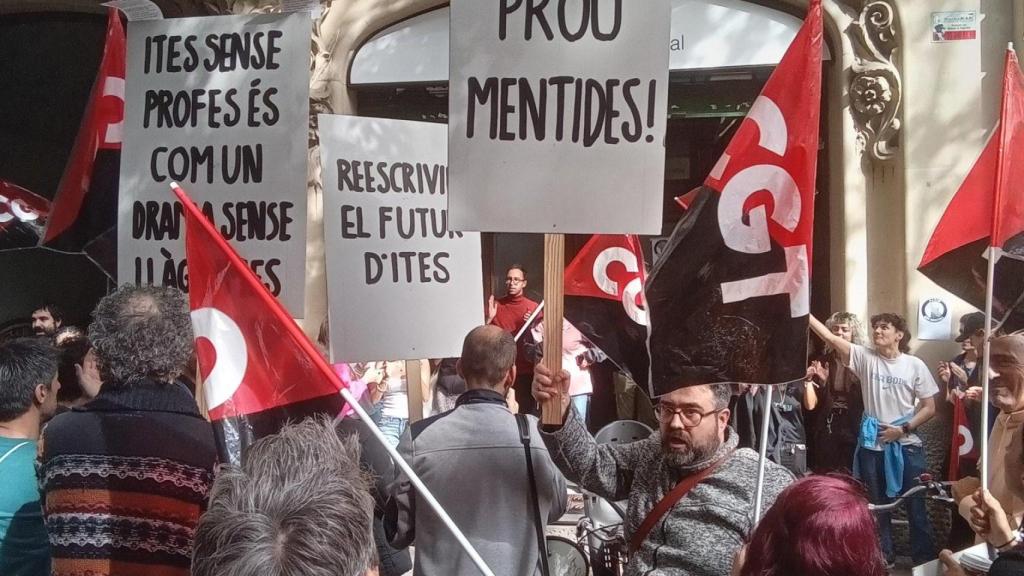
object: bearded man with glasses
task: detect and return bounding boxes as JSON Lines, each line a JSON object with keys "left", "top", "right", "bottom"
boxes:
{"left": 534, "top": 366, "right": 794, "bottom": 576}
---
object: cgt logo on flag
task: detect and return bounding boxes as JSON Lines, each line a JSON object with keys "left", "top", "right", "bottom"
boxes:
{"left": 0, "top": 185, "right": 46, "bottom": 227}
{"left": 644, "top": 0, "right": 821, "bottom": 394}
{"left": 709, "top": 95, "right": 810, "bottom": 318}
{"left": 0, "top": 180, "right": 50, "bottom": 250}
{"left": 563, "top": 234, "right": 650, "bottom": 388}
{"left": 566, "top": 235, "right": 647, "bottom": 325}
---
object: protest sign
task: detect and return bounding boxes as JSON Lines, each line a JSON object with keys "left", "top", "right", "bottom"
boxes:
{"left": 118, "top": 13, "right": 310, "bottom": 314}
{"left": 319, "top": 115, "right": 484, "bottom": 361}
{"left": 448, "top": 0, "right": 670, "bottom": 234}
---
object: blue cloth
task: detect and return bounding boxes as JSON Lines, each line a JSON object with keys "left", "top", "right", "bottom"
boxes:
{"left": 570, "top": 394, "right": 591, "bottom": 424}
{"left": 857, "top": 444, "right": 936, "bottom": 564}
{"left": 853, "top": 414, "right": 912, "bottom": 498}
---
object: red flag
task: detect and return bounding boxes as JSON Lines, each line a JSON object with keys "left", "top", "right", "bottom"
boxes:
{"left": 563, "top": 235, "right": 649, "bottom": 387}
{"left": 645, "top": 0, "right": 821, "bottom": 394}
{"left": 42, "top": 8, "right": 124, "bottom": 272}
{"left": 0, "top": 180, "right": 50, "bottom": 249}
{"left": 172, "top": 182, "right": 345, "bottom": 457}
{"left": 948, "top": 394, "right": 979, "bottom": 480}
{"left": 994, "top": 48, "right": 1024, "bottom": 249}
{"left": 919, "top": 48, "right": 1024, "bottom": 332}
{"left": 565, "top": 234, "right": 646, "bottom": 315}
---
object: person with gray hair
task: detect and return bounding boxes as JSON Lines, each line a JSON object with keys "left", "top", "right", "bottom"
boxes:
{"left": 193, "top": 417, "right": 378, "bottom": 576}
{"left": 386, "top": 324, "right": 567, "bottom": 576}
{"left": 39, "top": 285, "right": 217, "bottom": 576}
{"left": 533, "top": 364, "right": 794, "bottom": 576}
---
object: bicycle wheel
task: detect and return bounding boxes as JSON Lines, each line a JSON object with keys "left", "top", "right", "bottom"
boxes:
{"left": 546, "top": 535, "right": 590, "bottom": 576}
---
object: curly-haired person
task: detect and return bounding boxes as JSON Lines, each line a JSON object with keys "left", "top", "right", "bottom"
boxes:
{"left": 38, "top": 285, "right": 217, "bottom": 576}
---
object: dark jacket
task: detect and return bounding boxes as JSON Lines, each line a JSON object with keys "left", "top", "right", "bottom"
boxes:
{"left": 39, "top": 378, "right": 217, "bottom": 576}
{"left": 336, "top": 416, "right": 412, "bottom": 576}
{"left": 991, "top": 548, "right": 1024, "bottom": 576}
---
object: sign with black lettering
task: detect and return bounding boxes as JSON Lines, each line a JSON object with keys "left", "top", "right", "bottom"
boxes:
{"left": 448, "top": 0, "right": 669, "bottom": 233}
{"left": 118, "top": 13, "right": 309, "bottom": 314}
{"left": 319, "top": 115, "right": 484, "bottom": 361}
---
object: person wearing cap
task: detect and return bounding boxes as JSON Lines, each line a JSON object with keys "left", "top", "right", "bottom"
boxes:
{"left": 940, "top": 312, "right": 993, "bottom": 481}
{"left": 941, "top": 312, "right": 990, "bottom": 406}
{"left": 952, "top": 333, "right": 1024, "bottom": 541}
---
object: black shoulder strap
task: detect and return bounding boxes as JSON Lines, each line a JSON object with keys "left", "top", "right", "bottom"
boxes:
{"left": 516, "top": 413, "right": 551, "bottom": 576}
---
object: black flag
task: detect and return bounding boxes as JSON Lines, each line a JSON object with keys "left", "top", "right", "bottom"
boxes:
{"left": 645, "top": 0, "right": 822, "bottom": 397}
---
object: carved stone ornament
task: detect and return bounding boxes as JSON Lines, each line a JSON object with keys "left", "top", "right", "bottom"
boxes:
{"left": 847, "top": 1, "right": 902, "bottom": 162}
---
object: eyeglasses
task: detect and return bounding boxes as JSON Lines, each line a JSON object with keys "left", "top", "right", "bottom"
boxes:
{"left": 506, "top": 277, "right": 525, "bottom": 284}
{"left": 653, "top": 404, "right": 723, "bottom": 427}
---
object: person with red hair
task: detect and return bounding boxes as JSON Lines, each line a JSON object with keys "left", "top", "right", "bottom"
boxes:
{"left": 732, "top": 475, "right": 888, "bottom": 576}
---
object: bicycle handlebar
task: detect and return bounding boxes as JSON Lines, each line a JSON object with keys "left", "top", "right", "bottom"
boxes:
{"left": 868, "top": 475, "right": 955, "bottom": 513}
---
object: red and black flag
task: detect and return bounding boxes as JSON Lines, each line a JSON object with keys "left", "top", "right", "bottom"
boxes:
{"left": 644, "top": 0, "right": 822, "bottom": 396}
{"left": 919, "top": 48, "right": 1024, "bottom": 333}
{"left": 563, "top": 234, "right": 649, "bottom": 388}
{"left": 949, "top": 394, "right": 979, "bottom": 480}
{"left": 42, "top": 8, "right": 124, "bottom": 276}
{"left": 0, "top": 180, "right": 50, "bottom": 249}
{"left": 173, "top": 182, "right": 346, "bottom": 463}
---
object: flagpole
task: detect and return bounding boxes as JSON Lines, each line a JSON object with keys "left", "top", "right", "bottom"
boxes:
{"left": 515, "top": 300, "right": 545, "bottom": 342}
{"left": 981, "top": 43, "right": 1015, "bottom": 492}
{"left": 980, "top": 247, "right": 999, "bottom": 494}
{"left": 338, "top": 387, "right": 496, "bottom": 576}
{"left": 753, "top": 384, "right": 773, "bottom": 520}
{"left": 170, "top": 181, "right": 494, "bottom": 575}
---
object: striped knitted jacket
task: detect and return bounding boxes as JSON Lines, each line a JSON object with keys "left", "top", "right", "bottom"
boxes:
{"left": 39, "top": 379, "right": 217, "bottom": 576}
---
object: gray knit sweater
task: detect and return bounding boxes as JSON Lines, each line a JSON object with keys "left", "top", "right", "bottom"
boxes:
{"left": 541, "top": 409, "right": 794, "bottom": 576}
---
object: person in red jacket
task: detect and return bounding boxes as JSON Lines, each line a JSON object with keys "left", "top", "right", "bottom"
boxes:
{"left": 488, "top": 264, "right": 540, "bottom": 413}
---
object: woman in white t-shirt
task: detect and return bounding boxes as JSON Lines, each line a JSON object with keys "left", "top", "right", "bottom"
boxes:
{"left": 810, "top": 312, "right": 939, "bottom": 567}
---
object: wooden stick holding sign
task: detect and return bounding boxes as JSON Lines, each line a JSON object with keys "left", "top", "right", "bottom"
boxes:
{"left": 541, "top": 234, "right": 565, "bottom": 425}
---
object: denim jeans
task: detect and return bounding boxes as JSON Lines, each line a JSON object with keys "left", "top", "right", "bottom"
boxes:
{"left": 857, "top": 443, "right": 936, "bottom": 565}
{"left": 571, "top": 394, "right": 592, "bottom": 424}
{"left": 377, "top": 415, "right": 408, "bottom": 448}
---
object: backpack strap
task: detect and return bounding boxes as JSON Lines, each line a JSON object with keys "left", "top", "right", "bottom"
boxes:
{"left": 517, "top": 414, "right": 551, "bottom": 576}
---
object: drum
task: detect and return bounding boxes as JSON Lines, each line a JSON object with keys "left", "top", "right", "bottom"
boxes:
{"left": 546, "top": 535, "right": 590, "bottom": 576}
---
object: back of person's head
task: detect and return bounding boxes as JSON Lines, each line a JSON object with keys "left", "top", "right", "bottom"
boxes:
{"left": 739, "top": 475, "right": 886, "bottom": 576}
{"left": 870, "top": 312, "right": 912, "bottom": 353}
{"left": 88, "top": 284, "right": 193, "bottom": 385}
{"left": 192, "top": 418, "right": 376, "bottom": 576}
{"left": 56, "top": 336, "right": 91, "bottom": 404}
{"left": 0, "top": 338, "right": 58, "bottom": 422}
{"left": 458, "top": 325, "right": 516, "bottom": 389}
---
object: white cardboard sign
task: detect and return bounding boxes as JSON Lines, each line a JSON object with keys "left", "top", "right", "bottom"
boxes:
{"left": 319, "top": 115, "right": 484, "bottom": 362}
{"left": 118, "top": 13, "right": 310, "bottom": 314}
{"left": 448, "top": 0, "right": 670, "bottom": 234}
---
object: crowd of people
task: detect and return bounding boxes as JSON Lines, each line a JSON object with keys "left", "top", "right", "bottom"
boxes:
{"left": 1, "top": 277, "right": 1023, "bottom": 576}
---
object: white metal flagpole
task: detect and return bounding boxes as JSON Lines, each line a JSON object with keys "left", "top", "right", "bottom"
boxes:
{"left": 752, "top": 384, "right": 773, "bottom": 520}
{"left": 338, "top": 387, "right": 496, "bottom": 576}
{"left": 515, "top": 300, "right": 545, "bottom": 342}
{"left": 980, "top": 246, "right": 999, "bottom": 492}
{"left": 981, "top": 41, "right": 1015, "bottom": 491}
